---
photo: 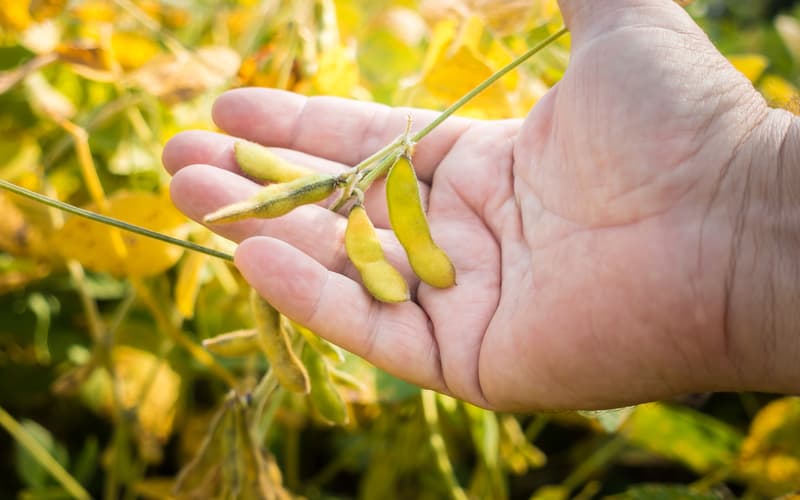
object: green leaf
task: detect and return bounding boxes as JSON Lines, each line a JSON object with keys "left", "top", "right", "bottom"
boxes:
{"left": 621, "top": 402, "right": 742, "bottom": 474}
{"left": 15, "top": 420, "right": 69, "bottom": 489}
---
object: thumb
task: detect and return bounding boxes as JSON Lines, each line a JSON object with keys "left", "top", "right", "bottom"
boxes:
{"left": 557, "top": 0, "right": 695, "bottom": 49}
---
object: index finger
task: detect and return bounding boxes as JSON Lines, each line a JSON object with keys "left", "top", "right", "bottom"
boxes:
{"left": 211, "top": 88, "right": 474, "bottom": 182}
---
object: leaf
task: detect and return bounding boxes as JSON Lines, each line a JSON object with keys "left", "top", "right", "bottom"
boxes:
{"left": 24, "top": 72, "right": 76, "bottom": 121}
{"left": 737, "top": 397, "right": 800, "bottom": 497}
{"left": 129, "top": 46, "right": 240, "bottom": 104}
{"left": 621, "top": 402, "right": 742, "bottom": 474}
{"left": 0, "top": 1, "right": 33, "bottom": 31}
{"left": 727, "top": 54, "right": 769, "bottom": 83}
{"left": 776, "top": 15, "right": 800, "bottom": 63}
{"left": 760, "top": 75, "right": 799, "bottom": 107}
{"left": 111, "top": 31, "right": 162, "bottom": 71}
{"left": 81, "top": 346, "right": 182, "bottom": 441}
{"left": 175, "top": 251, "right": 209, "bottom": 319}
{"left": 15, "top": 419, "right": 69, "bottom": 489}
{"left": 417, "top": 16, "right": 511, "bottom": 118}
{"left": 605, "top": 484, "right": 724, "bottom": 500}
{"left": 579, "top": 406, "right": 636, "bottom": 433}
{"left": 53, "top": 190, "right": 186, "bottom": 278}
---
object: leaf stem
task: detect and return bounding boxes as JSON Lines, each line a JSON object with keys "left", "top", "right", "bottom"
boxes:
{"left": 411, "top": 26, "right": 568, "bottom": 143}
{"left": 0, "top": 406, "right": 92, "bottom": 500}
{"left": 0, "top": 180, "right": 234, "bottom": 262}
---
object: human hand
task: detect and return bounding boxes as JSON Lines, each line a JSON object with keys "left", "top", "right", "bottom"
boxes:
{"left": 163, "top": 0, "right": 800, "bottom": 410}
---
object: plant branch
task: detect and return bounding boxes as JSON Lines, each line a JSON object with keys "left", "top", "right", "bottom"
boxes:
{"left": 0, "top": 180, "right": 233, "bottom": 262}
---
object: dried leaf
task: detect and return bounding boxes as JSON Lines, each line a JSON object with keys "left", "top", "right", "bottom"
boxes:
{"left": 129, "top": 46, "right": 241, "bottom": 104}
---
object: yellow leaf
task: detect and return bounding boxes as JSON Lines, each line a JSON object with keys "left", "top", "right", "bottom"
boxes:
{"left": 68, "top": 0, "right": 116, "bottom": 23}
{"left": 760, "top": 75, "right": 799, "bottom": 107}
{"left": 0, "top": 0, "right": 33, "bottom": 31}
{"left": 81, "top": 346, "right": 181, "bottom": 441}
{"left": 304, "top": 43, "right": 363, "bottom": 97}
{"left": 418, "top": 17, "right": 511, "bottom": 118}
{"left": 175, "top": 251, "right": 209, "bottom": 319}
{"left": 737, "top": 397, "right": 800, "bottom": 497}
{"left": 111, "top": 31, "right": 162, "bottom": 71}
{"left": 53, "top": 190, "right": 187, "bottom": 278}
{"left": 728, "top": 54, "right": 769, "bottom": 83}
{"left": 622, "top": 402, "right": 742, "bottom": 474}
{"left": 29, "top": 0, "right": 68, "bottom": 22}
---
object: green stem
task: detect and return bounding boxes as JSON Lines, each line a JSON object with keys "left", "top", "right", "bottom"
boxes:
{"left": 0, "top": 406, "right": 92, "bottom": 500}
{"left": 0, "top": 180, "right": 233, "bottom": 262}
{"left": 421, "top": 390, "right": 468, "bottom": 500}
{"left": 411, "top": 26, "right": 568, "bottom": 143}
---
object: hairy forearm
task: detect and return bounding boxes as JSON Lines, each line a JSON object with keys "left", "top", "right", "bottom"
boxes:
{"left": 725, "top": 108, "right": 800, "bottom": 395}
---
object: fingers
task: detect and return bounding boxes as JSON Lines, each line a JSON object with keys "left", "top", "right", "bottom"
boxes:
{"left": 163, "top": 130, "right": 345, "bottom": 178}
{"left": 170, "top": 164, "right": 421, "bottom": 285}
{"left": 235, "top": 236, "right": 446, "bottom": 392}
{"left": 210, "top": 88, "right": 472, "bottom": 182}
{"left": 164, "top": 130, "right": 431, "bottom": 229}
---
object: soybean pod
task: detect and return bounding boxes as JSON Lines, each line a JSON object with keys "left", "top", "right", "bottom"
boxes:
{"left": 302, "top": 345, "right": 348, "bottom": 425}
{"left": 250, "top": 290, "right": 309, "bottom": 394}
{"left": 235, "top": 140, "right": 314, "bottom": 183}
{"left": 204, "top": 173, "right": 340, "bottom": 224}
{"left": 345, "top": 204, "right": 409, "bottom": 303}
{"left": 385, "top": 155, "right": 455, "bottom": 288}
{"left": 202, "top": 329, "right": 259, "bottom": 357}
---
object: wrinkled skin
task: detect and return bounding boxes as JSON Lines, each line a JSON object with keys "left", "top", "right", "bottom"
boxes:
{"left": 163, "top": 0, "right": 800, "bottom": 410}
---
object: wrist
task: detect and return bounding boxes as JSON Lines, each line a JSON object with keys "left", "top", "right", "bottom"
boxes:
{"left": 723, "top": 108, "right": 800, "bottom": 395}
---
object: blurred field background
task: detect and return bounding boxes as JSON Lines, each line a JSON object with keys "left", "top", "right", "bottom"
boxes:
{"left": 1, "top": 0, "right": 800, "bottom": 498}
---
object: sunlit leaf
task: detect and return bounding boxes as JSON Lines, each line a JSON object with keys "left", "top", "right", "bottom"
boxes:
{"left": 417, "top": 16, "right": 511, "bottom": 118}
{"left": 727, "top": 54, "right": 769, "bottom": 83}
{"left": 111, "top": 31, "right": 162, "bottom": 71}
{"left": 175, "top": 251, "right": 209, "bottom": 319}
{"left": 53, "top": 190, "right": 187, "bottom": 277}
{"left": 622, "top": 402, "right": 742, "bottom": 474}
{"left": 0, "top": 1, "right": 33, "bottom": 31}
{"left": 760, "top": 75, "right": 799, "bottom": 107}
{"left": 737, "top": 397, "right": 800, "bottom": 497}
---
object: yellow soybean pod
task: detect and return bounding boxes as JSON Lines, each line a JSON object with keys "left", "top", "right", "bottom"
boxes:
{"left": 204, "top": 173, "right": 340, "bottom": 224}
{"left": 345, "top": 204, "right": 409, "bottom": 303}
{"left": 250, "top": 290, "right": 310, "bottom": 394}
{"left": 235, "top": 140, "right": 314, "bottom": 183}
{"left": 385, "top": 155, "right": 455, "bottom": 288}
{"left": 202, "top": 329, "right": 259, "bottom": 357}
{"left": 302, "top": 345, "right": 348, "bottom": 426}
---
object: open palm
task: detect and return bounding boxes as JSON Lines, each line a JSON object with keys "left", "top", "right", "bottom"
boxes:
{"left": 164, "top": 0, "right": 785, "bottom": 410}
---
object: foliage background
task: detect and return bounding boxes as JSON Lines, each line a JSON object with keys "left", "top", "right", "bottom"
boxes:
{"left": 1, "top": 0, "right": 800, "bottom": 498}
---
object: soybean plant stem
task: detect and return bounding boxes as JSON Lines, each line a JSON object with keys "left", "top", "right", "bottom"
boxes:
{"left": 411, "top": 26, "right": 568, "bottom": 143}
{"left": 0, "top": 180, "right": 234, "bottom": 262}
{"left": 342, "top": 26, "right": 568, "bottom": 194}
